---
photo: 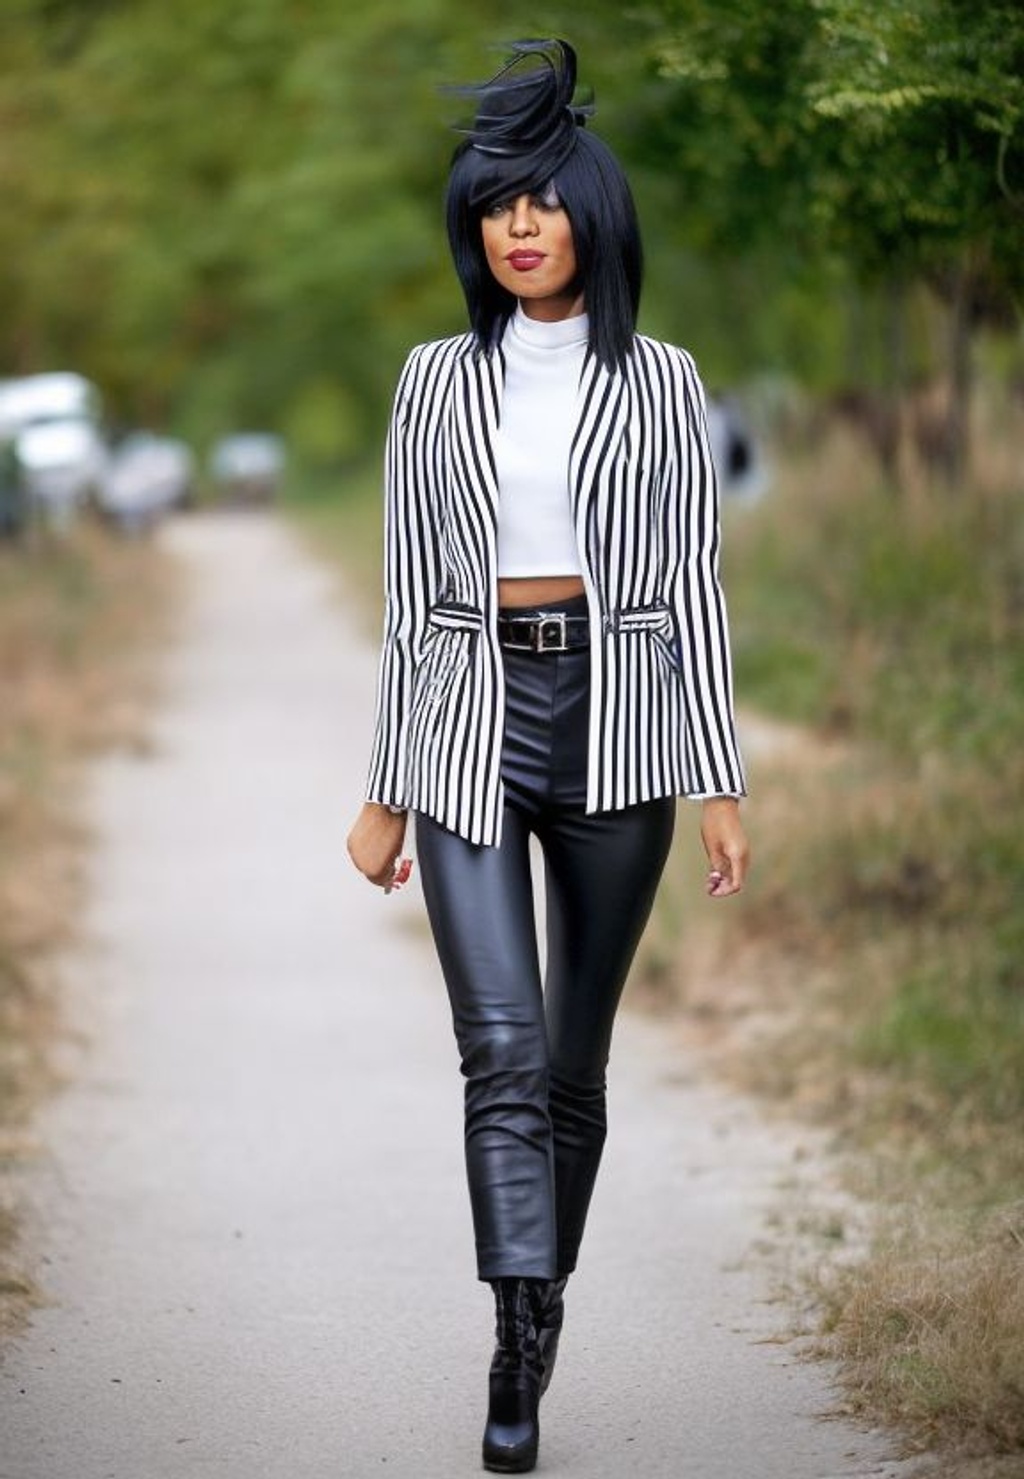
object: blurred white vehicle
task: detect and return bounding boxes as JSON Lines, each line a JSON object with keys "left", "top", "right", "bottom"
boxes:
{"left": 209, "top": 433, "right": 285, "bottom": 504}
{"left": 0, "top": 372, "right": 108, "bottom": 530}
{"left": 0, "top": 371, "right": 99, "bottom": 433}
{"left": 99, "top": 433, "right": 195, "bottom": 533}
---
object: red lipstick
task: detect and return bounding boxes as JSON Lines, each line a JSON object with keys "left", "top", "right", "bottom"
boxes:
{"left": 507, "top": 251, "right": 545, "bottom": 271}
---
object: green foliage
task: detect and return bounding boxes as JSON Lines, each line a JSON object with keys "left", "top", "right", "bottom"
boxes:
{"left": 644, "top": 0, "right": 1024, "bottom": 299}
{"left": 730, "top": 466, "right": 1024, "bottom": 741}
{"left": 0, "top": 0, "right": 504, "bottom": 448}
{"left": 1, "top": 1, "right": 1020, "bottom": 458}
{"left": 862, "top": 958, "right": 1024, "bottom": 1121}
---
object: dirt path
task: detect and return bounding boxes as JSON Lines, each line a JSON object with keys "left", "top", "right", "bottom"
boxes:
{"left": 0, "top": 512, "right": 917, "bottom": 1478}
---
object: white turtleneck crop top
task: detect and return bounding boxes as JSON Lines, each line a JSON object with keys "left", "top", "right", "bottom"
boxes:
{"left": 495, "top": 305, "right": 588, "bottom": 578}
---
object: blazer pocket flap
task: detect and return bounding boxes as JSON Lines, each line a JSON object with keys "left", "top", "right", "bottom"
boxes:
{"left": 428, "top": 604, "right": 485, "bottom": 634}
{"left": 614, "top": 604, "right": 674, "bottom": 638}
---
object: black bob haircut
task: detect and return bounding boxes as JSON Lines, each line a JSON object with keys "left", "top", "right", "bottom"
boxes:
{"left": 444, "top": 40, "right": 643, "bottom": 372}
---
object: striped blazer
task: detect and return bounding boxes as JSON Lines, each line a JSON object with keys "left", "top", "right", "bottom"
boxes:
{"left": 365, "top": 326, "right": 746, "bottom": 846}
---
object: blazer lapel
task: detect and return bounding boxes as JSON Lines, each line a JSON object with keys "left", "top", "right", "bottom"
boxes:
{"left": 569, "top": 349, "right": 630, "bottom": 525}
{"left": 450, "top": 346, "right": 505, "bottom": 541}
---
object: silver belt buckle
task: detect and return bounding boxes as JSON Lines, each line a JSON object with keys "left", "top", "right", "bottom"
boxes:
{"left": 536, "top": 614, "right": 567, "bottom": 652}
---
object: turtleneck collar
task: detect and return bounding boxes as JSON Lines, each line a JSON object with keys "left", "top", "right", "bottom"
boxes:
{"left": 509, "top": 303, "right": 590, "bottom": 351}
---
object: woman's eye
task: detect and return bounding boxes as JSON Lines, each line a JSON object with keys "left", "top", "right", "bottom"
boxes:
{"left": 484, "top": 190, "right": 560, "bottom": 219}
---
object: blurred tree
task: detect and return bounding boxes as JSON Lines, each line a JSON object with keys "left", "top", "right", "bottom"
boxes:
{"left": 631, "top": 0, "right": 1024, "bottom": 485}
{"left": 0, "top": 0, "right": 505, "bottom": 461}
{"left": 1, "top": 0, "right": 1019, "bottom": 483}
{"left": 807, "top": 0, "right": 1024, "bottom": 483}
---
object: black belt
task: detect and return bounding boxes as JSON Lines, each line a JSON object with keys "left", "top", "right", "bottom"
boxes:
{"left": 497, "top": 611, "right": 590, "bottom": 653}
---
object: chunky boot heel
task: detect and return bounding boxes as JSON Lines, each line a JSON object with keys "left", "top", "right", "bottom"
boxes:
{"left": 531, "top": 1277, "right": 567, "bottom": 1397}
{"left": 482, "top": 1279, "right": 543, "bottom": 1474}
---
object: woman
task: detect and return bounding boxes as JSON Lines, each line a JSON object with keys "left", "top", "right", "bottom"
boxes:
{"left": 347, "top": 39, "right": 749, "bottom": 1474}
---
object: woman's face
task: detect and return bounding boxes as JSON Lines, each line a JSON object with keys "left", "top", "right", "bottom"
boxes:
{"left": 480, "top": 183, "right": 582, "bottom": 320}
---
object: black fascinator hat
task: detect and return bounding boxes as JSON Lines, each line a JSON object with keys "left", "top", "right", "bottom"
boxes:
{"left": 449, "top": 38, "right": 593, "bottom": 211}
{"left": 445, "top": 38, "right": 643, "bottom": 370}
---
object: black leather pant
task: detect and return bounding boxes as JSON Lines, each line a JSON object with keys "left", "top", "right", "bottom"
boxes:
{"left": 416, "top": 609, "right": 675, "bottom": 1281}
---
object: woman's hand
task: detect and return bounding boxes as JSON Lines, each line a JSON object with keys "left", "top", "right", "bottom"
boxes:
{"left": 346, "top": 803, "right": 413, "bottom": 894}
{"left": 700, "top": 798, "right": 749, "bottom": 898}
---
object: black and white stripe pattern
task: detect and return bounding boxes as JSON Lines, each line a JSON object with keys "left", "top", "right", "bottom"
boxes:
{"left": 366, "top": 327, "right": 746, "bottom": 846}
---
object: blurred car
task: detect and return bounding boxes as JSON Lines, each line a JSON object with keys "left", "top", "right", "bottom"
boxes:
{"left": 98, "top": 433, "right": 196, "bottom": 533}
{"left": 209, "top": 433, "right": 285, "bottom": 504}
{"left": 0, "top": 372, "right": 108, "bottom": 531}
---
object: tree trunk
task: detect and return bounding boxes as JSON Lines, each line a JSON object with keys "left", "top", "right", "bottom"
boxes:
{"left": 882, "top": 278, "right": 907, "bottom": 489}
{"left": 945, "top": 261, "right": 973, "bottom": 491}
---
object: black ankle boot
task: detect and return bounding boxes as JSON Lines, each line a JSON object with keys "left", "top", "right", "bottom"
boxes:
{"left": 531, "top": 1277, "right": 567, "bottom": 1397}
{"left": 482, "top": 1278, "right": 543, "bottom": 1474}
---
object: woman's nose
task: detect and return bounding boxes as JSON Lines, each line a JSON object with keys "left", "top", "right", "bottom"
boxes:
{"left": 508, "top": 196, "right": 538, "bottom": 235}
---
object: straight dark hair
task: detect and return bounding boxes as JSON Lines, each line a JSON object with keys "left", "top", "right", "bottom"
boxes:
{"left": 445, "top": 129, "right": 643, "bottom": 372}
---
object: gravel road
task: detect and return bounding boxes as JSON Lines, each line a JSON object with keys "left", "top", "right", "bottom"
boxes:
{"left": 0, "top": 512, "right": 915, "bottom": 1479}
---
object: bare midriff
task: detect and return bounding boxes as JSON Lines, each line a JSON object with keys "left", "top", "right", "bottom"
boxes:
{"left": 497, "top": 575, "right": 586, "bottom": 609}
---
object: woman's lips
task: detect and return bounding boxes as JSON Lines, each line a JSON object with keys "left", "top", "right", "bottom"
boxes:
{"left": 507, "top": 251, "right": 546, "bottom": 271}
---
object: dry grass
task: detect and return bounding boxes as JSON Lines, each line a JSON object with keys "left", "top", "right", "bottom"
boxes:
{"left": 660, "top": 841, "right": 1024, "bottom": 1463}
{"left": 814, "top": 1205, "right": 1024, "bottom": 1455}
{"left": 0, "top": 520, "right": 175, "bottom": 1333}
{"left": 650, "top": 414, "right": 1024, "bottom": 1464}
{"left": 662, "top": 731, "right": 1024, "bottom": 1460}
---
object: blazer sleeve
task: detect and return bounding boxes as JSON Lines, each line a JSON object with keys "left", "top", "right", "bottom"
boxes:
{"left": 364, "top": 342, "right": 447, "bottom": 808}
{"left": 669, "top": 346, "right": 747, "bottom": 798}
